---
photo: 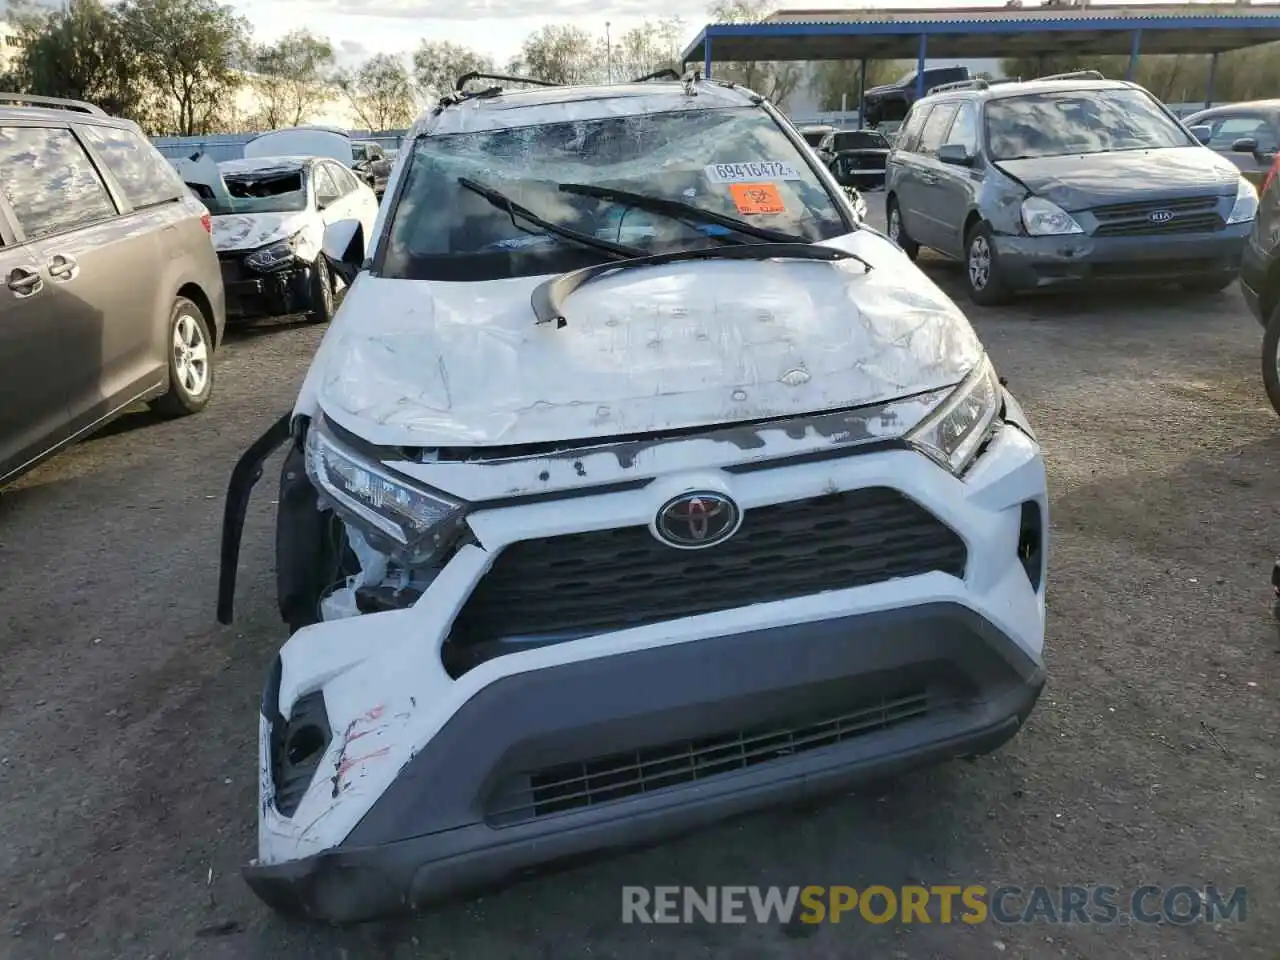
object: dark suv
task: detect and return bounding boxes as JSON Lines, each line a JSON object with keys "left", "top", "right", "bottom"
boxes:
{"left": 0, "top": 93, "right": 225, "bottom": 487}
{"left": 884, "top": 72, "right": 1258, "bottom": 305}
{"left": 1238, "top": 150, "right": 1280, "bottom": 414}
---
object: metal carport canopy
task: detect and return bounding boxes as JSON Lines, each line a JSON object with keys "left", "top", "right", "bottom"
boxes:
{"left": 680, "top": 5, "right": 1280, "bottom": 66}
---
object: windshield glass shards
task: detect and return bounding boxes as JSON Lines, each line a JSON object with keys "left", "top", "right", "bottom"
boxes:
{"left": 199, "top": 166, "right": 309, "bottom": 215}
{"left": 379, "top": 106, "right": 850, "bottom": 282}
{"left": 985, "top": 90, "right": 1195, "bottom": 161}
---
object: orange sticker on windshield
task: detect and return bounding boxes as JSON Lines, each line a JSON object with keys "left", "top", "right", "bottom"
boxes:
{"left": 729, "top": 182, "right": 785, "bottom": 215}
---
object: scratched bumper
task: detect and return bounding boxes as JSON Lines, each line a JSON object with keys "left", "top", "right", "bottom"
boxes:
{"left": 244, "top": 603, "right": 1044, "bottom": 923}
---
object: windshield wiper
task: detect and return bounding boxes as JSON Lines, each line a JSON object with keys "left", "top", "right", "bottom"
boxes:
{"left": 531, "top": 243, "right": 872, "bottom": 329}
{"left": 558, "top": 181, "right": 810, "bottom": 244}
{"left": 457, "top": 177, "right": 644, "bottom": 260}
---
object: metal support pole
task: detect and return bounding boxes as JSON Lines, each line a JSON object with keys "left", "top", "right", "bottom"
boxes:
{"left": 704, "top": 36, "right": 712, "bottom": 80}
{"left": 916, "top": 34, "right": 927, "bottom": 101}
{"left": 1127, "top": 29, "right": 1141, "bottom": 81}
{"left": 1205, "top": 51, "right": 1218, "bottom": 109}
{"left": 858, "top": 58, "right": 867, "bottom": 129}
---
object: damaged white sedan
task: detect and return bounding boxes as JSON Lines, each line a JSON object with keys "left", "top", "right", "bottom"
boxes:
{"left": 217, "top": 71, "right": 1049, "bottom": 923}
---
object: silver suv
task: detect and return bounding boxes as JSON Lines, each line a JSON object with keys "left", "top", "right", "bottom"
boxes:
{"left": 0, "top": 94, "right": 226, "bottom": 486}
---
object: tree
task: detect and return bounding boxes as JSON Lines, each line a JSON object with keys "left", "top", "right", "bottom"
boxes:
{"left": 412, "top": 40, "right": 492, "bottom": 99}
{"left": 520, "top": 25, "right": 605, "bottom": 85}
{"left": 609, "top": 18, "right": 686, "bottom": 82}
{"left": 2, "top": 0, "right": 149, "bottom": 123}
{"left": 809, "top": 59, "right": 913, "bottom": 112}
{"left": 336, "top": 54, "right": 416, "bottom": 132}
{"left": 251, "top": 29, "right": 335, "bottom": 128}
{"left": 118, "top": 0, "right": 251, "bottom": 135}
{"left": 705, "top": 0, "right": 802, "bottom": 107}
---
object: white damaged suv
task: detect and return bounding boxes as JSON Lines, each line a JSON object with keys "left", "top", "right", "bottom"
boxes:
{"left": 217, "top": 72, "right": 1048, "bottom": 923}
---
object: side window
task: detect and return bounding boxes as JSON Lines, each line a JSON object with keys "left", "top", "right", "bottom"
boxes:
{"left": 332, "top": 164, "right": 360, "bottom": 194}
{"left": 897, "top": 105, "right": 932, "bottom": 153}
{"left": 917, "top": 103, "right": 959, "bottom": 158}
{"left": 1208, "top": 115, "right": 1277, "bottom": 152}
{"left": 77, "top": 123, "right": 184, "bottom": 209}
{"left": 314, "top": 164, "right": 341, "bottom": 205}
{"left": 945, "top": 102, "right": 979, "bottom": 153}
{"left": 0, "top": 125, "right": 116, "bottom": 240}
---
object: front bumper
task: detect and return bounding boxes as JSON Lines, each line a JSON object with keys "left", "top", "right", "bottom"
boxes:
{"left": 246, "top": 604, "right": 1043, "bottom": 923}
{"left": 992, "top": 222, "right": 1251, "bottom": 292}
{"left": 219, "top": 253, "right": 315, "bottom": 320}
{"left": 247, "top": 422, "right": 1048, "bottom": 923}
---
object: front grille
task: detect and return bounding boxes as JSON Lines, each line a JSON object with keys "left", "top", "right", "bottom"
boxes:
{"left": 1089, "top": 194, "right": 1222, "bottom": 237}
{"left": 451, "top": 487, "right": 967, "bottom": 644}
{"left": 485, "top": 690, "right": 931, "bottom": 825}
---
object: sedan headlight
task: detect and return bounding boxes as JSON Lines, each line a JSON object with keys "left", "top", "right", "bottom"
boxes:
{"left": 1021, "top": 196, "right": 1083, "bottom": 236}
{"left": 304, "top": 417, "right": 466, "bottom": 565}
{"left": 245, "top": 233, "right": 301, "bottom": 272}
{"left": 906, "top": 357, "right": 1002, "bottom": 476}
{"left": 1227, "top": 176, "right": 1259, "bottom": 224}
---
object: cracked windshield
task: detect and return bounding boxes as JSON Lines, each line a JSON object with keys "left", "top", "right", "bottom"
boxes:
{"left": 382, "top": 107, "right": 847, "bottom": 280}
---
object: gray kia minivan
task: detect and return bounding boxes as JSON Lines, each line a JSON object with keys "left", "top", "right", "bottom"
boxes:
{"left": 0, "top": 94, "right": 225, "bottom": 487}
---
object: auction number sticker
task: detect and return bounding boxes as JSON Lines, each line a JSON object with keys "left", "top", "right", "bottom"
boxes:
{"left": 705, "top": 162, "right": 802, "bottom": 183}
{"left": 729, "top": 183, "right": 786, "bottom": 215}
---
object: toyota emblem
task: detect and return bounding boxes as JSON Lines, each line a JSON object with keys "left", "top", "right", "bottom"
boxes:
{"left": 654, "top": 491, "right": 742, "bottom": 549}
{"left": 1148, "top": 209, "right": 1175, "bottom": 224}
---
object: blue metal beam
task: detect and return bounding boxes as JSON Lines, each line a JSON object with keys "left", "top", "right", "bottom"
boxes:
{"left": 1127, "top": 29, "right": 1141, "bottom": 81}
{"left": 1205, "top": 51, "right": 1218, "bottom": 109}
{"left": 915, "top": 34, "right": 927, "bottom": 101}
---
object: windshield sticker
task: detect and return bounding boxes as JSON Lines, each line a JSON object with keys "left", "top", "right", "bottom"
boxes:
{"left": 728, "top": 183, "right": 785, "bottom": 216}
{"left": 705, "top": 162, "right": 802, "bottom": 184}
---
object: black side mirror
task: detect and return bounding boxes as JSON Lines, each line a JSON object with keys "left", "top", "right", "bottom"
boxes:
{"left": 321, "top": 219, "right": 365, "bottom": 286}
{"left": 937, "top": 143, "right": 973, "bottom": 166}
{"left": 1231, "top": 137, "right": 1260, "bottom": 154}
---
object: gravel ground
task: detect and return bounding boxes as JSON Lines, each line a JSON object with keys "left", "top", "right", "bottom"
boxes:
{"left": 1, "top": 196, "right": 1278, "bottom": 959}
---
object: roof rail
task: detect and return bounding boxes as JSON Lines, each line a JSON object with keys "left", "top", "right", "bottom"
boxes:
{"left": 632, "top": 68, "right": 681, "bottom": 82}
{"left": 929, "top": 78, "right": 989, "bottom": 94}
{"left": 1034, "top": 69, "right": 1105, "bottom": 82}
{"left": 0, "top": 92, "right": 106, "bottom": 115}
{"left": 987, "top": 76, "right": 1023, "bottom": 85}
{"left": 454, "top": 71, "right": 561, "bottom": 92}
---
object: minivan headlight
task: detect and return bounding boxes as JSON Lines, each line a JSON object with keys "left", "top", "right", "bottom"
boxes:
{"left": 1021, "top": 196, "right": 1083, "bottom": 236}
{"left": 1227, "top": 176, "right": 1259, "bottom": 224}
{"left": 304, "top": 417, "right": 466, "bottom": 564}
{"left": 906, "top": 357, "right": 1002, "bottom": 475}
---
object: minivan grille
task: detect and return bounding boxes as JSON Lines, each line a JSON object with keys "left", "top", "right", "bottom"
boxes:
{"left": 485, "top": 690, "right": 931, "bottom": 825}
{"left": 1089, "top": 195, "right": 1222, "bottom": 237}
{"left": 451, "top": 487, "right": 967, "bottom": 645}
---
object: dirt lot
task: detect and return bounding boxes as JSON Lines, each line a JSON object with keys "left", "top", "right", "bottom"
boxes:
{"left": 2, "top": 197, "right": 1278, "bottom": 959}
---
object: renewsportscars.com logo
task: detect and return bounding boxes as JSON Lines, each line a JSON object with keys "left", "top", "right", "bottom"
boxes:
{"left": 621, "top": 885, "right": 1248, "bottom": 926}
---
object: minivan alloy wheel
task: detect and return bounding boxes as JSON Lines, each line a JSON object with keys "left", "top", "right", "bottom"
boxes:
{"left": 968, "top": 235, "right": 992, "bottom": 291}
{"left": 888, "top": 207, "right": 902, "bottom": 243}
{"left": 173, "top": 311, "right": 209, "bottom": 397}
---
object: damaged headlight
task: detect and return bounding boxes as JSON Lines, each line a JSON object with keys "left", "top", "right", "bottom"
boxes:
{"left": 245, "top": 233, "right": 301, "bottom": 272}
{"left": 906, "top": 356, "right": 1002, "bottom": 476}
{"left": 304, "top": 417, "right": 467, "bottom": 564}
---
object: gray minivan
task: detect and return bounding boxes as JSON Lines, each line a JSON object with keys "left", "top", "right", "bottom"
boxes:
{"left": 884, "top": 72, "right": 1257, "bottom": 305}
{"left": 0, "top": 94, "right": 226, "bottom": 487}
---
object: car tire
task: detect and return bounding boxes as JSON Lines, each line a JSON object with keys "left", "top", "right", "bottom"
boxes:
{"left": 885, "top": 198, "right": 919, "bottom": 260}
{"left": 1263, "top": 305, "right": 1280, "bottom": 417}
{"left": 1180, "top": 275, "right": 1236, "bottom": 295}
{"left": 305, "top": 256, "right": 335, "bottom": 325}
{"left": 153, "top": 296, "right": 214, "bottom": 417}
{"left": 965, "top": 222, "right": 1012, "bottom": 306}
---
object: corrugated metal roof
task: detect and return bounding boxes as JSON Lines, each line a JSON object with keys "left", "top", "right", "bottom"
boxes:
{"left": 760, "top": 4, "right": 1280, "bottom": 25}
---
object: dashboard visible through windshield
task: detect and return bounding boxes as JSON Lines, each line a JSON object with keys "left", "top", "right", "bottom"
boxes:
{"left": 379, "top": 106, "right": 851, "bottom": 282}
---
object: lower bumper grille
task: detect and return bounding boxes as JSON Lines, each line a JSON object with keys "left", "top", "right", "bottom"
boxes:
{"left": 452, "top": 487, "right": 967, "bottom": 644}
{"left": 486, "top": 690, "right": 931, "bottom": 825}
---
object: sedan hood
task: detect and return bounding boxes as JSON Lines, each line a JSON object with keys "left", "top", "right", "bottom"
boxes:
{"left": 307, "top": 232, "right": 984, "bottom": 449}
{"left": 996, "top": 148, "right": 1241, "bottom": 210}
{"left": 212, "top": 212, "right": 313, "bottom": 253}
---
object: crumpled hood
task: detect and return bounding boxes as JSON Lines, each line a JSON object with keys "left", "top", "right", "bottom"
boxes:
{"left": 997, "top": 148, "right": 1240, "bottom": 210}
{"left": 212, "top": 212, "right": 313, "bottom": 253}
{"left": 308, "top": 231, "right": 984, "bottom": 448}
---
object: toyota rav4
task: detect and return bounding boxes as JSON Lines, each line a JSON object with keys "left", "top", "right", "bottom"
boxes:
{"left": 217, "top": 71, "right": 1049, "bottom": 923}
